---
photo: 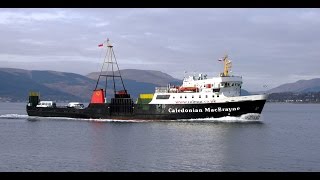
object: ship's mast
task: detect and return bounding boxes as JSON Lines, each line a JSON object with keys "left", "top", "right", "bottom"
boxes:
{"left": 94, "top": 39, "right": 127, "bottom": 100}
{"left": 220, "top": 54, "right": 232, "bottom": 77}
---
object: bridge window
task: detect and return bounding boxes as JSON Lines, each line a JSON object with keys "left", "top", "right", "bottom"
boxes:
{"left": 199, "top": 95, "right": 201, "bottom": 98}
{"left": 192, "top": 95, "right": 194, "bottom": 98}
{"left": 205, "top": 95, "right": 208, "bottom": 98}
{"left": 213, "top": 88, "right": 220, "bottom": 92}
{"left": 156, "top": 95, "right": 171, "bottom": 99}
{"left": 185, "top": 96, "right": 187, "bottom": 98}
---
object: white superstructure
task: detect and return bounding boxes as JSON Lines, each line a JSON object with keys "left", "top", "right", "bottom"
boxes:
{"left": 149, "top": 55, "right": 267, "bottom": 104}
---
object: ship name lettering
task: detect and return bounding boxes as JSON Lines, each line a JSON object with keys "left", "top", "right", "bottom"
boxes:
{"left": 168, "top": 108, "right": 203, "bottom": 113}
{"left": 168, "top": 107, "right": 240, "bottom": 113}
{"left": 205, "top": 108, "right": 217, "bottom": 112}
{"left": 204, "top": 107, "right": 241, "bottom": 113}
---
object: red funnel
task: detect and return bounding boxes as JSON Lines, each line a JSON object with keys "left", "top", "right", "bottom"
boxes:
{"left": 90, "top": 89, "right": 105, "bottom": 103}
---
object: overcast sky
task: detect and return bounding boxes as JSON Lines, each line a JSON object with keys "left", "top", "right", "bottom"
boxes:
{"left": 0, "top": 8, "right": 319, "bottom": 91}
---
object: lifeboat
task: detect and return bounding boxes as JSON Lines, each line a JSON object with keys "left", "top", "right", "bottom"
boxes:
{"left": 179, "top": 87, "right": 199, "bottom": 92}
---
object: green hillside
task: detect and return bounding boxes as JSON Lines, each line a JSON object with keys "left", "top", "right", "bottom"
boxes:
{"left": 0, "top": 68, "right": 162, "bottom": 102}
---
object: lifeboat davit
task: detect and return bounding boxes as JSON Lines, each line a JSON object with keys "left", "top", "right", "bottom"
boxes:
{"left": 179, "top": 87, "right": 199, "bottom": 92}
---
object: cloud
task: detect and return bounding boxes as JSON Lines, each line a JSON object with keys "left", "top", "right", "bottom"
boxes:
{"left": 18, "top": 39, "right": 56, "bottom": 46}
{"left": 93, "top": 22, "right": 110, "bottom": 27}
{"left": 0, "top": 10, "right": 75, "bottom": 25}
{"left": 0, "top": 8, "right": 319, "bottom": 91}
{"left": 297, "top": 10, "right": 320, "bottom": 23}
{"left": 144, "top": 32, "right": 153, "bottom": 36}
{"left": 166, "top": 44, "right": 194, "bottom": 53}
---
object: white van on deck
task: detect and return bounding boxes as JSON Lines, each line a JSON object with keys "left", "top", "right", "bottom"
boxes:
{"left": 36, "top": 101, "right": 56, "bottom": 108}
{"left": 67, "top": 102, "right": 85, "bottom": 109}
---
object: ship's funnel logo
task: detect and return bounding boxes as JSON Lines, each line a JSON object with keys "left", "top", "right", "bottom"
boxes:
{"left": 91, "top": 89, "right": 105, "bottom": 104}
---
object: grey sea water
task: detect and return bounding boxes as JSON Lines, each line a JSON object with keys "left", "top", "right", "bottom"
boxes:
{"left": 0, "top": 102, "right": 319, "bottom": 172}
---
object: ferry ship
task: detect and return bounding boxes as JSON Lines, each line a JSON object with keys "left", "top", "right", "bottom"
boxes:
{"left": 26, "top": 39, "right": 267, "bottom": 120}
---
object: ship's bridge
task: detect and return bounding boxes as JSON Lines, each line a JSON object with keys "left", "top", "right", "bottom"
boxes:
{"left": 182, "top": 74, "right": 242, "bottom": 88}
{"left": 180, "top": 55, "right": 243, "bottom": 96}
{"left": 153, "top": 55, "right": 243, "bottom": 97}
{"left": 181, "top": 74, "right": 242, "bottom": 96}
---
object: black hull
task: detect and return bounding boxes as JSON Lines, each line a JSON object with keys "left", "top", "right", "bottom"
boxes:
{"left": 26, "top": 100, "right": 266, "bottom": 121}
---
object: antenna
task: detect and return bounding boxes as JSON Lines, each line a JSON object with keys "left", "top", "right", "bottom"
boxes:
{"left": 183, "top": 71, "right": 187, "bottom": 79}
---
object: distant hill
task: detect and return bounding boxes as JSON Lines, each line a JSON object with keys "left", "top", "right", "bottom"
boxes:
{"left": 0, "top": 68, "right": 94, "bottom": 102}
{"left": 241, "top": 89, "right": 251, "bottom": 96}
{"left": 87, "top": 69, "right": 181, "bottom": 86}
{"left": 268, "top": 92, "right": 320, "bottom": 103}
{"left": 0, "top": 68, "right": 254, "bottom": 102}
{"left": 267, "top": 78, "right": 320, "bottom": 93}
{"left": 0, "top": 68, "right": 179, "bottom": 102}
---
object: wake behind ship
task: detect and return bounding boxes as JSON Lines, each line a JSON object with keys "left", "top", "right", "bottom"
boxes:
{"left": 26, "top": 39, "right": 267, "bottom": 120}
